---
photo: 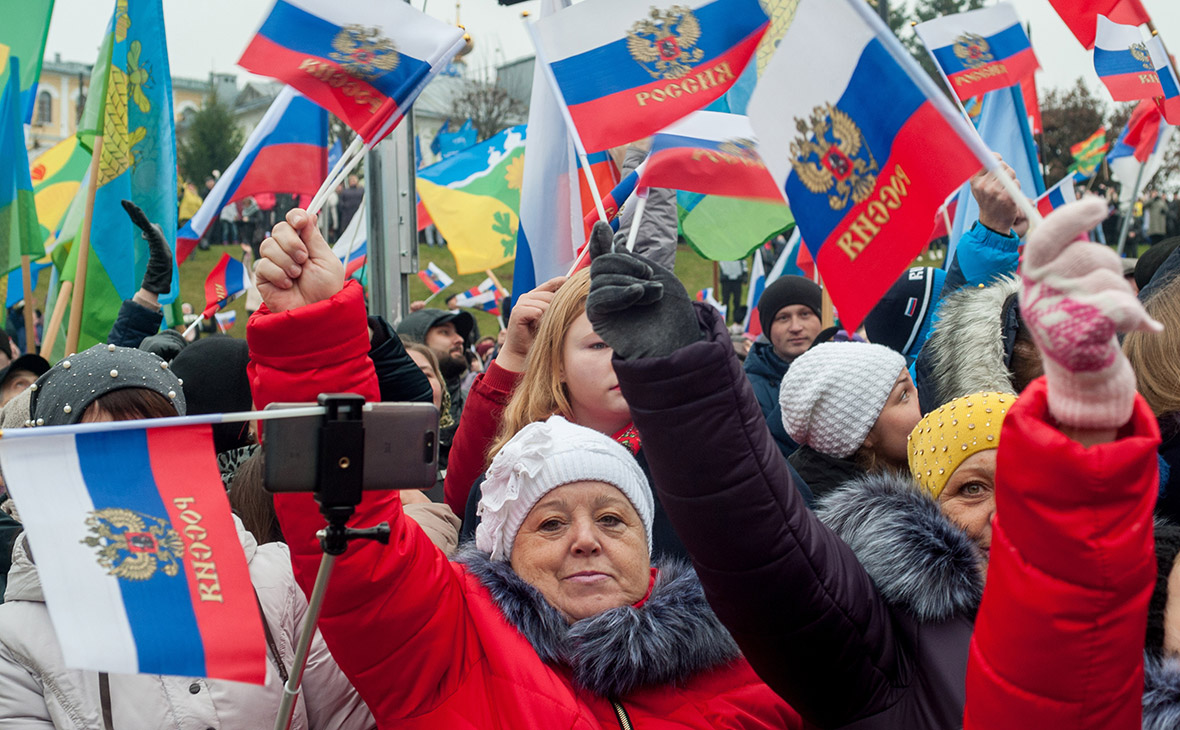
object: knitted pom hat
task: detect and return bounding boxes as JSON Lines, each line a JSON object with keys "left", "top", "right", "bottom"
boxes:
{"left": 779, "top": 342, "right": 907, "bottom": 459}
{"left": 475, "top": 416, "right": 654, "bottom": 561}
{"left": 908, "top": 392, "right": 1014, "bottom": 500}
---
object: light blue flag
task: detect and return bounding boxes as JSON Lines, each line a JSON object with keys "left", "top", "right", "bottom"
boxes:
{"left": 83, "top": 0, "right": 178, "bottom": 305}
{"left": 947, "top": 84, "right": 1044, "bottom": 263}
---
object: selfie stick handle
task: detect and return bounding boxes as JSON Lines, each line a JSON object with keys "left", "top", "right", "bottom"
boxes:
{"left": 274, "top": 394, "right": 391, "bottom": 730}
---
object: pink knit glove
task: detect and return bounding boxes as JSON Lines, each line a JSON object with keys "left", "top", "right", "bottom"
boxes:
{"left": 1020, "top": 197, "right": 1162, "bottom": 430}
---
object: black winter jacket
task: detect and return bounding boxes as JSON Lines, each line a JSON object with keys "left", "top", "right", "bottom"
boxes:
{"left": 613, "top": 304, "right": 983, "bottom": 730}
{"left": 742, "top": 341, "right": 799, "bottom": 462}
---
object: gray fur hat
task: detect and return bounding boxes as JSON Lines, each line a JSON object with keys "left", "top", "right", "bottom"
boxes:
{"left": 27, "top": 344, "right": 186, "bottom": 427}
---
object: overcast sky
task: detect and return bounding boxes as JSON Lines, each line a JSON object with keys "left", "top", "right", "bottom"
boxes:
{"left": 42, "top": 0, "right": 1180, "bottom": 98}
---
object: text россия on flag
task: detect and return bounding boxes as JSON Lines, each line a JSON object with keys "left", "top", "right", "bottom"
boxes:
{"left": 530, "top": 0, "right": 770, "bottom": 153}
{"left": 0, "top": 423, "right": 266, "bottom": 683}
{"left": 913, "top": 2, "right": 1040, "bottom": 102}
{"left": 238, "top": 0, "right": 465, "bottom": 143}
{"left": 749, "top": 0, "right": 983, "bottom": 332}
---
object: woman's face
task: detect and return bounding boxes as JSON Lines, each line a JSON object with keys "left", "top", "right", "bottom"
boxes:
{"left": 864, "top": 370, "right": 922, "bottom": 467}
{"left": 510, "top": 481, "right": 650, "bottom": 622}
{"left": 560, "top": 313, "right": 630, "bottom": 435}
{"left": 938, "top": 449, "right": 997, "bottom": 567}
{"left": 407, "top": 350, "right": 443, "bottom": 411}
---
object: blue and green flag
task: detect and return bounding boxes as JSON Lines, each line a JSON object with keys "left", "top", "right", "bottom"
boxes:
{"left": 1, "top": 58, "right": 45, "bottom": 325}
{"left": 0, "top": 0, "right": 54, "bottom": 124}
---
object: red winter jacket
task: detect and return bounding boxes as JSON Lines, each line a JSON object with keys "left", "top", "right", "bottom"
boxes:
{"left": 441, "top": 360, "right": 522, "bottom": 515}
{"left": 965, "top": 378, "right": 1160, "bottom": 730}
{"left": 248, "top": 283, "right": 801, "bottom": 730}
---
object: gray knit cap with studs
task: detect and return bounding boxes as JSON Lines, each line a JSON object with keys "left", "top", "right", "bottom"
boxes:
{"left": 27, "top": 343, "right": 186, "bottom": 427}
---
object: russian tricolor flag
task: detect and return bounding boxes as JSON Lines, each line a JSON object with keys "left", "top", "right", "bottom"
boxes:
{"left": 750, "top": 0, "right": 984, "bottom": 332}
{"left": 1047, "top": 0, "right": 1151, "bottom": 50}
{"left": 177, "top": 88, "right": 327, "bottom": 263}
{"left": 1034, "top": 178, "right": 1079, "bottom": 218}
{"left": 914, "top": 3, "right": 1040, "bottom": 102}
{"left": 417, "top": 262, "right": 453, "bottom": 294}
{"left": 583, "top": 162, "right": 644, "bottom": 231}
{"left": 454, "top": 277, "right": 505, "bottom": 316}
{"left": 1148, "top": 35, "right": 1180, "bottom": 124}
{"left": 0, "top": 422, "right": 266, "bottom": 682}
{"left": 641, "top": 111, "right": 781, "bottom": 201}
{"left": 202, "top": 254, "right": 249, "bottom": 318}
{"left": 531, "top": 0, "right": 769, "bottom": 153}
{"left": 332, "top": 198, "right": 368, "bottom": 278}
{"left": 1094, "top": 15, "right": 1163, "bottom": 102}
{"left": 238, "top": 0, "right": 465, "bottom": 143}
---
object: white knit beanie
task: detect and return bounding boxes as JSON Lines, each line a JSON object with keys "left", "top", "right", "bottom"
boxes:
{"left": 475, "top": 416, "right": 654, "bottom": 561}
{"left": 779, "top": 342, "right": 907, "bottom": 459}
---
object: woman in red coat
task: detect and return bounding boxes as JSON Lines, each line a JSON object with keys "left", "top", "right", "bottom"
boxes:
{"left": 963, "top": 198, "right": 1161, "bottom": 729}
{"left": 247, "top": 209, "right": 801, "bottom": 730}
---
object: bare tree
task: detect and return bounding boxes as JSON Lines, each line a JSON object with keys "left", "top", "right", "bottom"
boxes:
{"left": 449, "top": 81, "right": 527, "bottom": 141}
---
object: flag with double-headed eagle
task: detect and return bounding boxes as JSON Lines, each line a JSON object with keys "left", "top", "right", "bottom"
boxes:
{"left": 238, "top": 0, "right": 465, "bottom": 144}
{"left": 530, "top": 0, "right": 770, "bottom": 153}
{"left": 1093, "top": 15, "right": 1163, "bottom": 102}
{"left": 0, "top": 418, "right": 267, "bottom": 682}
{"left": 202, "top": 254, "right": 248, "bottom": 318}
{"left": 69, "top": 0, "right": 179, "bottom": 350}
{"left": 913, "top": 3, "right": 1040, "bottom": 102}
{"left": 749, "top": 0, "right": 984, "bottom": 332}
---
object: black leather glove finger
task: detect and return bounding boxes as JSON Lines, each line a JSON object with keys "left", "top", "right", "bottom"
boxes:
{"left": 588, "top": 221, "right": 616, "bottom": 260}
{"left": 122, "top": 200, "right": 173, "bottom": 295}
{"left": 587, "top": 247, "right": 701, "bottom": 361}
{"left": 138, "top": 330, "right": 188, "bottom": 362}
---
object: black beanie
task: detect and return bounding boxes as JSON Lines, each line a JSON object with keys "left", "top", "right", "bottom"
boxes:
{"left": 170, "top": 336, "right": 252, "bottom": 455}
{"left": 1147, "top": 519, "right": 1180, "bottom": 654}
{"left": 758, "top": 275, "right": 822, "bottom": 336}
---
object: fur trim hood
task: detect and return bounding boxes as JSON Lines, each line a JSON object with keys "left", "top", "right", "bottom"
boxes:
{"left": 1144, "top": 653, "right": 1180, "bottom": 730}
{"left": 923, "top": 275, "right": 1020, "bottom": 407}
{"left": 455, "top": 548, "right": 740, "bottom": 698}
{"left": 815, "top": 471, "right": 984, "bottom": 622}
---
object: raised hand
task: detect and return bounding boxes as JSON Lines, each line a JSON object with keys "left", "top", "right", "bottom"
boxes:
{"left": 586, "top": 221, "right": 701, "bottom": 360}
{"left": 496, "top": 276, "right": 567, "bottom": 373}
{"left": 1019, "top": 196, "right": 1162, "bottom": 430}
{"left": 121, "top": 200, "right": 173, "bottom": 295}
{"left": 254, "top": 208, "right": 344, "bottom": 313}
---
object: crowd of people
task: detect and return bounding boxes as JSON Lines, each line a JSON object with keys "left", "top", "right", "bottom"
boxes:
{"left": 0, "top": 152, "right": 1178, "bottom": 729}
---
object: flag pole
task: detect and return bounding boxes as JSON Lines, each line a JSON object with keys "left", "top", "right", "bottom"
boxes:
{"left": 1116, "top": 162, "right": 1146, "bottom": 257}
{"left": 623, "top": 189, "right": 649, "bottom": 253}
{"left": 485, "top": 268, "right": 508, "bottom": 296}
{"left": 307, "top": 137, "right": 366, "bottom": 216}
{"left": 19, "top": 256, "right": 37, "bottom": 354}
{"left": 524, "top": 19, "right": 609, "bottom": 224}
{"left": 40, "top": 282, "right": 72, "bottom": 358}
{"left": 64, "top": 135, "right": 104, "bottom": 356}
{"left": 421, "top": 288, "right": 445, "bottom": 305}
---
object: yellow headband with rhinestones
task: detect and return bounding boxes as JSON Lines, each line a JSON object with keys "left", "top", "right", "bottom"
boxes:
{"left": 907, "top": 391, "right": 1015, "bottom": 500}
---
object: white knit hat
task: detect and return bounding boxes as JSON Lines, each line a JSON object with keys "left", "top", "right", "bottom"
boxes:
{"left": 779, "top": 342, "right": 907, "bottom": 459}
{"left": 475, "top": 416, "right": 654, "bottom": 561}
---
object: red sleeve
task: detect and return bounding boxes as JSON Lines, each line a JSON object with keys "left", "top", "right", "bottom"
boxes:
{"left": 442, "top": 359, "right": 522, "bottom": 514}
{"left": 965, "top": 377, "right": 1160, "bottom": 730}
{"left": 248, "top": 282, "right": 480, "bottom": 719}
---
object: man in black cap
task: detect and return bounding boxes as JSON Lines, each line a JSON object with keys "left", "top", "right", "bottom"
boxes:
{"left": 0, "top": 354, "right": 49, "bottom": 408}
{"left": 396, "top": 308, "right": 475, "bottom": 468}
{"left": 744, "top": 275, "right": 823, "bottom": 461}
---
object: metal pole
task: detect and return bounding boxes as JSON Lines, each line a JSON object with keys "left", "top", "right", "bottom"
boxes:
{"left": 1116, "top": 162, "right": 1147, "bottom": 257}
{"left": 366, "top": 114, "right": 418, "bottom": 324}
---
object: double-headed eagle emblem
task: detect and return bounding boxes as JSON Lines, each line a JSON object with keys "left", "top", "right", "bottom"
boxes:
{"left": 331, "top": 24, "right": 401, "bottom": 81}
{"left": 1130, "top": 42, "right": 1154, "bottom": 71}
{"left": 953, "top": 33, "right": 994, "bottom": 70}
{"left": 82, "top": 508, "right": 185, "bottom": 581}
{"left": 790, "top": 103, "right": 879, "bottom": 211}
{"left": 718, "top": 137, "right": 762, "bottom": 163}
{"left": 627, "top": 6, "right": 705, "bottom": 80}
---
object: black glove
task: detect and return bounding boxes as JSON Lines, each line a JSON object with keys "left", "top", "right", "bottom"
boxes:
{"left": 585, "top": 221, "right": 702, "bottom": 360}
{"left": 122, "top": 200, "right": 173, "bottom": 295}
{"left": 138, "top": 330, "right": 188, "bottom": 362}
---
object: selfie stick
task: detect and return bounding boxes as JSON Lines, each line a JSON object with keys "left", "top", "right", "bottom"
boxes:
{"left": 274, "top": 394, "right": 391, "bottom": 730}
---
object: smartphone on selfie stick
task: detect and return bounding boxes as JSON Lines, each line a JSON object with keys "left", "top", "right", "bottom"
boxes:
{"left": 262, "top": 394, "right": 439, "bottom": 730}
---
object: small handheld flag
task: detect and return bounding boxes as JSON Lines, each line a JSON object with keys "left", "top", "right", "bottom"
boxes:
{"left": 453, "top": 277, "right": 505, "bottom": 316}
{"left": 417, "top": 262, "right": 453, "bottom": 294}
{"left": 749, "top": 0, "right": 987, "bottom": 332}
{"left": 1093, "top": 15, "right": 1163, "bottom": 102}
{"left": 1147, "top": 35, "right": 1180, "bottom": 124}
{"left": 695, "top": 287, "right": 727, "bottom": 320}
{"left": 0, "top": 421, "right": 267, "bottom": 682}
{"left": 202, "top": 254, "right": 249, "bottom": 318}
{"left": 529, "top": 0, "right": 770, "bottom": 153}
{"left": 1034, "top": 178, "right": 1079, "bottom": 218}
{"left": 641, "top": 111, "right": 782, "bottom": 201}
{"left": 914, "top": 3, "right": 1040, "bottom": 102}
{"left": 1068, "top": 127, "right": 1109, "bottom": 180}
{"left": 239, "top": 0, "right": 465, "bottom": 145}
